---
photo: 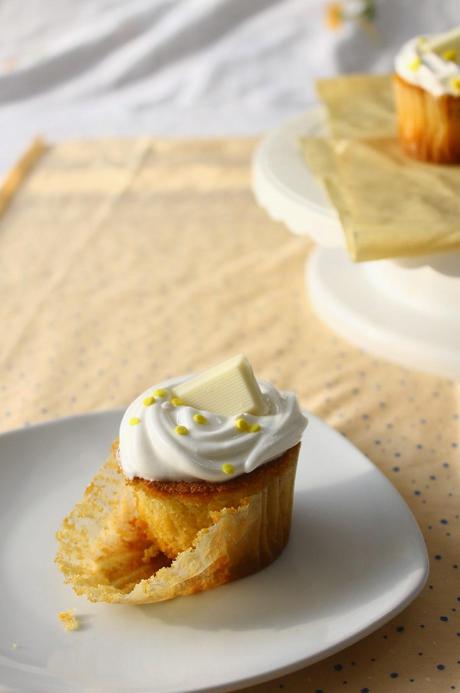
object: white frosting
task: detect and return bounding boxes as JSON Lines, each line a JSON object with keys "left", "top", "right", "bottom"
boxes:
{"left": 395, "top": 36, "right": 460, "bottom": 97}
{"left": 119, "top": 377, "right": 308, "bottom": 482}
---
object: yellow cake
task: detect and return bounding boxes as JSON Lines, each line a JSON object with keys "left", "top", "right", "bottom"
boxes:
{"left": 394, "top": 28, "right": 460, "bottom": 164}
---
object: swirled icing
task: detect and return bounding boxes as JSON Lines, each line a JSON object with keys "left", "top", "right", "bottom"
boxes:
{"left": 395, "top": 36, "right": 460, "bottom": 97}
{"left": 118, "top": 377, "right": 307, "bottom": 482}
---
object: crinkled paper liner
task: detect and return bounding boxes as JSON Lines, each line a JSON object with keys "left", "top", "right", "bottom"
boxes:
{"left": 55, "top": 456, "right": 295, "bottom": 604}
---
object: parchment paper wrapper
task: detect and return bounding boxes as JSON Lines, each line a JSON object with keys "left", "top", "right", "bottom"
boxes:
{"left": 302, "top": 75, "right": 460, "bottom": 261}
{"left": 55, "top": 450, "right": 297, "bottom": 604}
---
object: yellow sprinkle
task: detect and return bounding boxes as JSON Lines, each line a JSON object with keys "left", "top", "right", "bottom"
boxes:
{"left": 129, "top": 417, "right": 141, "bottom": 426}
{"left": 450, "top": 76, "right": 460, "bottom": 93}
{"left": 193, "top": 413, "right": 208, "bottom": 424}
{"left": 250, "top": 423, "right": 261, "bottom": 433}
{"left": 235, "top": 417, "right": 249, "bottom": 432}
{"left": 171, "top": 397, "right": 185, "bottom": 407}
{"left": 175, "top": 425, "right": 189, "bottom": 436}
{"left": 408, "top": 56, "right": 421, "bottom": 71}
{"left": 58, "top": 610, "right": 79, "bottom": 632}
{"left": 154, "top": 388, "right": 168, "bottom": 398}
{"left": 143, "top": 396, "right": 156, "bottom": 407}
{"left": 442, "top": 49, "right": 457, "bottom": 62}
{"left": 222, "top": 463, "right": 235, "bottom": 475}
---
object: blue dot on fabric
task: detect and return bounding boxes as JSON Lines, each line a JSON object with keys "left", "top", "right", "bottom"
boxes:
{"left": 437, "top": 664, "right": 446, "bottom": 670}
{"left": 334, "top": 664, "right": 343, "bottom": 671}
{"left": 390, "top": 672, "right": 399, "bottom": 678}
{"left": 440, "top": 616, "right": 449, "bottom": 622}
{"left": 435, "top": 555, "right": 443, "bottom": 560}
{"left": 440, "top": 519, "right": 449, "bottom": 524}
{"left": 393, "top": 466, "right": 400, "bottom": 472}
{"left": 396, "top": 625, "right": 405, "bottom": 632}
{"left": 361, "top": 689, "right": 370, "bottom": 693}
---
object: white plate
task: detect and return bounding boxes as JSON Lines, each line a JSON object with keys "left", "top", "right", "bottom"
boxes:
{"left": 0, "top": 410, "right": 428, "bottom": 693}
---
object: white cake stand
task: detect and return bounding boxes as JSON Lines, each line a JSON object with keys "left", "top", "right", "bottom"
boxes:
{"left": 252, "top": 107, "right": 460, "bottom": 379}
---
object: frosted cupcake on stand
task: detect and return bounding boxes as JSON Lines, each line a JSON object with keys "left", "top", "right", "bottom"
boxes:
{"left": 394, "top": 26, "right": 460, "bottom": 163}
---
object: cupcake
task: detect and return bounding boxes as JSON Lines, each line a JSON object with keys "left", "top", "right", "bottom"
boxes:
{"left": 394, "top": 27, "right": 460, "bottom": 163}
{"left": 56, "top": 355, "right": 308, "bottom": 604}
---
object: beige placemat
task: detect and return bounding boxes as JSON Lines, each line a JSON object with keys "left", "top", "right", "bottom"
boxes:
{"left": 1, "top": 138, "right": 459, "bottom": 693}
{"left": 302, "top": 75, "right": 460, "bottom": 262}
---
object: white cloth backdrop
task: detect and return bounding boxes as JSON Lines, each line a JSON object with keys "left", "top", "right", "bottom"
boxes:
{"left": 0, "top": 0, "right": 459, "bottom": 173}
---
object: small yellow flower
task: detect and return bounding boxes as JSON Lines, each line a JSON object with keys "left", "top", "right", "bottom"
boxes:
{"left": 222, "top": 463, "right": 235, "bottom": 475}
{"left": 129, "top": 417, "right": 141, "bottom": 426}
{"left": 442, "top": 49, "right": 457, "bottom": 62}
{"left": 143, "top": 396, "right": 156, "bottom": 407}
{"left": 171, "top": 397, "right": 185, "bottom": 407}
{"left": 450, "top": 76, "right": 460, "bottom": 95}
{"left": 154, "top": 388, "right": 168, "bottom": 398}
{"left": 408, "top": 56, "right": 421, "bottom": 71}
{"left": 235, "top": 417, "right": 249, "bottom": 432}
{"left": 325, "top": 0, "right": 376, "bottom": 32}
{"left": 193, "top": 413, "right": 208, "bottom": 424}
{"left": 175, "top": 425, "right": 189, "bottom": 436}
{"left": 325, "top": 2, "right": 344, "bottom": 30}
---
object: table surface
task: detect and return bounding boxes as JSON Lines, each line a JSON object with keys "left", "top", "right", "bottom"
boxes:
{"left": 0, "top": 138, "right": 459, "bottom": 693}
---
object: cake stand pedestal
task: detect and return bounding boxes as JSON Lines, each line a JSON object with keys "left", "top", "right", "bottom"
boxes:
{"left": 252, "top": 109, "right": 460, "bottom": 379}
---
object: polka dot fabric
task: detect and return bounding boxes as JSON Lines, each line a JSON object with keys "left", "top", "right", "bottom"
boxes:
{"left": 1, "top": 139, "right": 459, "bottom": 693}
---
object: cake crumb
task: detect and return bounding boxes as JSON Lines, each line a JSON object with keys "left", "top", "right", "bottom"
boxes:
{"left": 58, "top": 610, "right": 79, "bottom": 632}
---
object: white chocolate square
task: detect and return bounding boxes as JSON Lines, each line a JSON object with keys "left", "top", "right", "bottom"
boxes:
{"left": 173, "top": 354, "right": 268, "bottom": 416}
